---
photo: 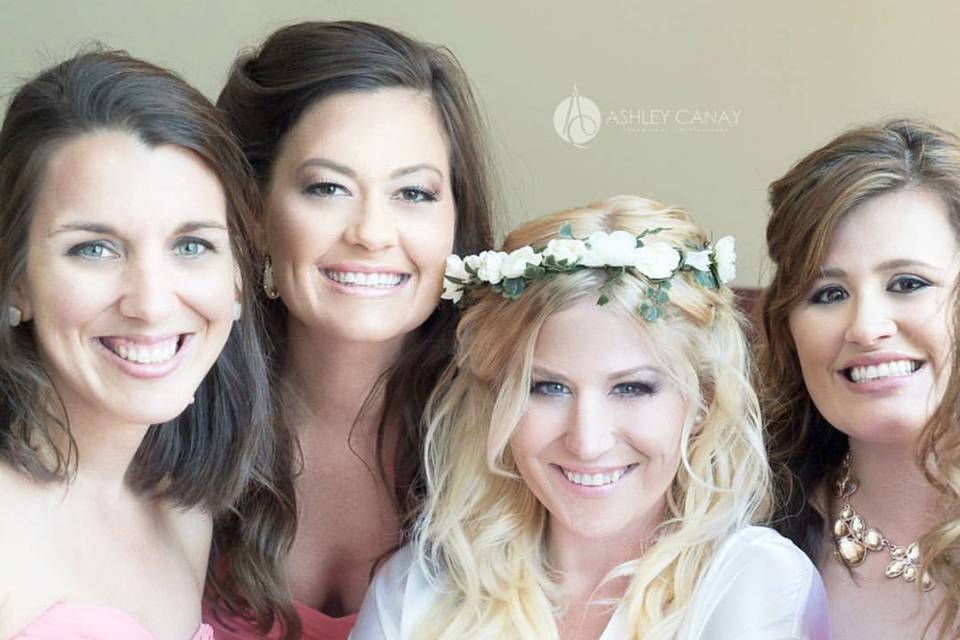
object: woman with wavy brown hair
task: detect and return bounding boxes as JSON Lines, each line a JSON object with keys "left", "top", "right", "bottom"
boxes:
{"left": 205, "top": 20, "right": 495, "bottom": 640}
{"left": 0, "top": 50, "right": 291, "bottom": 639}
{"left": 760, "top": 118, "right": 960, "bottom": 639}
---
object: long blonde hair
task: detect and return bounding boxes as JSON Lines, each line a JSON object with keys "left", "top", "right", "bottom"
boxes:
{"left": 414, "top": 195, "right": 771, "bottom": 639}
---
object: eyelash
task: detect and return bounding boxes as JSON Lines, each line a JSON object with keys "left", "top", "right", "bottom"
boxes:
{"left": 529, "top": 380, "right": 658, "bottom": 397}
{"left": 303, "top": 181, "right": 440, "bottom": 203}
{"left": 808, "top": 275, "right": 932, "bottom": 304}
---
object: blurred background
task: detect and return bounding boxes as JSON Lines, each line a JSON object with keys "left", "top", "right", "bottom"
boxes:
{"left": 4, "top": 0, "right": 959, "bottom": 286}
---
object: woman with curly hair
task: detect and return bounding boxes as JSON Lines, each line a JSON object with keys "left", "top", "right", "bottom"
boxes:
{"left": 355, "top": 195, "right": 828, "bottom": 639}
{"left": 760, "top": 119, "right": 960, "bottom": 639}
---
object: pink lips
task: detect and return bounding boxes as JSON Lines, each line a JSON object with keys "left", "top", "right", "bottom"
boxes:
{"left": 320, "top": 263, "right": 412, "bottom": 298}
{"left": 551, "top": 463, "right": 636, "bottom": 498}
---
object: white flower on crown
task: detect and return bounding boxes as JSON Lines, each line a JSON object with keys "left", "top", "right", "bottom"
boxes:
{"left": 714, "top": 236, "right": 736, "bottom": 284}
{"left": 445, "top": 255, "right": 469, "bottom": 281}
{"left": 542, "top": 238, "right": 588, "bottom": 264}
{"left": 584, "top": 230, "right": 637, "bottom": 267}
{"left": 501, "top": 246, "right": 543, "bottom": 279}
{"left": 441, "top": 255, "right": 468, "bottom": 303}
{"left": 684, "top": 248, "right": 713, "bottom": 272}
{"left": 476, "top": 250, "right": 509, "bottom": 284}
{"left": 634, "top": 242, "right": 681, "bottom": 279}
{"left": 441, "top": 277, "right": 464, "bottom": 303}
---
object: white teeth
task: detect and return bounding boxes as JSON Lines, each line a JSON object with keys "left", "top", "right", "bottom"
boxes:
{"left": 325, "top": 270, "right": 404, "bottom": 287}
{"left": 561, "top": 467, "right": 628, "bottom": 487}
{"left": 106, "top": 338, "right": 179, "bottom": 364}
{"left": 848, "top": 360, "right": 919, "bottom": 383}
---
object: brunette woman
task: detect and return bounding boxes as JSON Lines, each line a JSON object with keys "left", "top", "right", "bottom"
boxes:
{"left": 206, "top": 21, "right": 495, "bottom": 639}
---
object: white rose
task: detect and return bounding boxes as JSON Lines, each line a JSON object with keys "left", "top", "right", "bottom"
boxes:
{"left": 476, "top": 250, "right": 508, "bottom": 284}
{"left": 581, "top": 231, "right": 607, "bottom": 267}
{"left": 684, "top": 249, "right": 712, "bottom": 272}
{"left": 713, "top": 236, "right": 736, "bottom": 284}
{"left": 542, "top": 238, "right": 587, "bottom": 265}
{"left": 586, "top": 230, "right": 637, "bottom": 267}
{"left": 441, "top": 277, "right": 463, "bottom": 303}
{"left": 634, "top": 242, "right": 681, "bottom": 279}
{"left": 464, "top": 254, "right": 481, "bottom": 273}
{"left": 501, "top": 245, "right": 543, "bottom": 279}
{"left": 444, "top": 255, "right": 469, "bottom": 281}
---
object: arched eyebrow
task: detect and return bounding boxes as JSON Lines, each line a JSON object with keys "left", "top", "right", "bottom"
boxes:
{"left": 390, "top": 163, "right": 444, "bottom": 180}
{"left": 299, "top": 157, "right": 444, "bottom": 181}
{"left": 48, "top": 220, "right": 227, "bottom": 238}
{"left": 819, "top": 259, "right": 939, "bottom": 278}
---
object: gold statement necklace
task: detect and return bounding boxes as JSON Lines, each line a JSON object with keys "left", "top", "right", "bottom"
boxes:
{"left": 832, "top": 453, "right": 933, "bottom": 591}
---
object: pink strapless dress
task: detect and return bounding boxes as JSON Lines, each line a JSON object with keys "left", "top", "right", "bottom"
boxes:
{"left": 13, "top": 603, "right": 214, "bottom": 639}
{"left": 205, "top": 599, "right": 356, "bottom": 640}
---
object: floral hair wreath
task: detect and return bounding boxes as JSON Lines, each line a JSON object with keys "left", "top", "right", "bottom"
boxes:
{"left": 441, "top": 223, "right": 736, "bottom": 321}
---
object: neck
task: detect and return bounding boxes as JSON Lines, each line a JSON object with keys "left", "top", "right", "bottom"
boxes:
{"left": 282, "top": 315, "right": 407, "bottom": 436}
{"left": 53, "top": 407, "right": 152, "bottom": 498}
{"left": 844, "top": 438, "right": 940, "bottom": 545}
{"left": 548, "top": 504, "right": 661, "bottom": 601}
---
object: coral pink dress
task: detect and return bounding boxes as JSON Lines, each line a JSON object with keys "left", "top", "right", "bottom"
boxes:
{"left": 206, "top": 600, "right": 357, "bottom": 640}
{"left": 12, "top": 603, "right": 214, "bottom": 639}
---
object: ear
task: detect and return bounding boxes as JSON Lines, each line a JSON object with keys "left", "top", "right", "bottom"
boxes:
{"left": 10, "top": 278, "right": 32, "bottom": 322}
{"left": 233, "top": 261, "right": 244, "bottom": 302}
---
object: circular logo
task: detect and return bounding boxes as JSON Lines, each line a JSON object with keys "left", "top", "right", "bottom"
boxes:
{"left": 553, "top": 86, "right": 601, "bottom": 148}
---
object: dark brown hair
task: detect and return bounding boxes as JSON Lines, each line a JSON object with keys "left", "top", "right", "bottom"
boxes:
{"left": 759, "top": 119, "right": 960, "bottom": 638}
{"left": 0, "top": 49, "right": 297, "bottom": 636}
{"left": 213, "top": 18, "right": 495, "bottom": 626}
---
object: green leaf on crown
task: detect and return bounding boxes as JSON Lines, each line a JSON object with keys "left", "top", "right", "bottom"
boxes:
{"left": 558, "top": 222, "right": 574, "bottom": 239}
{"left": 502, "top": 277, "right": 527, "bottom": 299}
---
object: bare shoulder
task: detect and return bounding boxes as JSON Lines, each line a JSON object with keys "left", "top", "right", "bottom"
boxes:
{"left": 0, "top": 462, "right": 62, "bottom": 635}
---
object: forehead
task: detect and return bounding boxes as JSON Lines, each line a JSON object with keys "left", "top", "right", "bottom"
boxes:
{"left": 275, "top": 88, "right": 450, "bottom": 174}
{"left": 30, "top": 130, "right": 228, "bottom": 236}
{"left": 534, "top": 299, "right": 665, "bottom": 373}
{"left": 825, "top": 188, "right": 958, "bottom": 268}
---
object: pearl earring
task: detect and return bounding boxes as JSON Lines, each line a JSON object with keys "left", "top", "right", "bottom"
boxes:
{"left": 8, "top": 306, "right": 22, "bottom": 327}
{"left": 233, "top": 301, "right": 242, "bottom": 321}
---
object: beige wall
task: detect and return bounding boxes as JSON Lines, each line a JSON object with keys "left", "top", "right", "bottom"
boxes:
{"left": 4, "top": 0, "right": 960, "bottom": 285}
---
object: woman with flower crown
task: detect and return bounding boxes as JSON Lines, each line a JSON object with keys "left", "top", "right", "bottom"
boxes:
{"left": 352, "top": 195, "right": 829, "bottom": 640}
{"left": 760, "top": 119, "right": 960, "bottom": 640}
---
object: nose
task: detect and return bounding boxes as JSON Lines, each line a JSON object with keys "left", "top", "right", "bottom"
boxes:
{"left": 563, "top": 394, "right": 617, "bottom": 461}
{"left": 843, "top": 291, "right": 896, "bottom": 346}
{"left": 117, "top": 254, "right": 178, "bottom": 322}
{"left": 343, "top": 196, "right": 399, "bottom": 252}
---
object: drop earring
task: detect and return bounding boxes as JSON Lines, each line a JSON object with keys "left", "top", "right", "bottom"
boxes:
{"left": 262, "top": 255, "right": 279, "bottom": 300}
{"left": 232, "top": 301, "right": 242, "bottom": 321}
{"left": 8, "top": 306, "right": 22, "bottom": 327}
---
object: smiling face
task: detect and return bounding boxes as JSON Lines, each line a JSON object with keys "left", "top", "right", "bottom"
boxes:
{"left": 16, "top": 131, "right": 238, "bottom": 430}
{"left": 509, "top": 298, "right": 689, "bottom": 545}
{"left": 788, "top": 188, "right": 959, "bottom": 444}
{"left": 264, "top": 88, "right": 456, "bottom": 344}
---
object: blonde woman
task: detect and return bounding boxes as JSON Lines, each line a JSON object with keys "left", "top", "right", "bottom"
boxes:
{"left": 353, "top": 196, "right": 829, "bottom": 639}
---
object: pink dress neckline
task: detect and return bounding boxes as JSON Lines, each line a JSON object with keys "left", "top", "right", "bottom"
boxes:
{"left": 13, "top": 602, "right": 213, "bottom": 640}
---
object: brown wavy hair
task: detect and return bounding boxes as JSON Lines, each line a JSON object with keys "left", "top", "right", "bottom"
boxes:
{"left": 0, "top": 50, "right": 297, "bottom": 636}
{"left": 758, "top": 118, "right": 960, "bottom": 638}
{"left": 212, "top": 18, "right": 495, "bottom": 625}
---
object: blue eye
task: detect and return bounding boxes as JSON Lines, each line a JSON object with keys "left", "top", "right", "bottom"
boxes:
{"left": 888, "top": 275, "right": 931, "bottom": 293}
{"left": 530, "top": 381, "right": 570, "bottom": 397}
{"left": 395, "top": 186, "right": 439, "bottom": 203}
{"left": 305, "top": 181, "right": 350, "bottom": 197}
{"left": 611, "top": 381, "right": 657, "bottom": 397}
{"left": 68, "top": 241, "right": 120, "bottom": 261}
{"left": 174, "top": 237, "right": 213, "bottom": 258}
{"left": 809, "top": 285, "right": 847, "bottom": 304}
